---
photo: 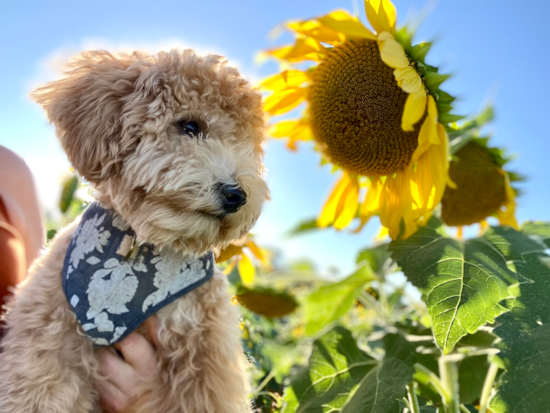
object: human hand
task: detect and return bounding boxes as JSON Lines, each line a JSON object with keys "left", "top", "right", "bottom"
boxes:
{"left": 96, "top": 317, "right": 159, "bottom": 413}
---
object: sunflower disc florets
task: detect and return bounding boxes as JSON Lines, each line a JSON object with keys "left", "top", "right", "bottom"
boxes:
{"left": 310, "top": 39, "right": 420, "bottom": 176}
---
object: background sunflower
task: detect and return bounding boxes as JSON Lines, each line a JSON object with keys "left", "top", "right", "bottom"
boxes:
{"left": 443, "top": 107, "right": 521, "bottom": 232}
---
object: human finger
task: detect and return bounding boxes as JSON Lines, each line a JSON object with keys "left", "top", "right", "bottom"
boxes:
{"left": 97, "top": 349, "right": 136, "bottom": 395}
{"left": 115, "top": 331, "right": 157, "bottom": 376}
{"left": 96, "top": 377, "right": 129, "bottom": 413}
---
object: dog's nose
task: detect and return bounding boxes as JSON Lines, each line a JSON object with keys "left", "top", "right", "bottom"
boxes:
{"left": 221, "top": 186, "right": 247, "bottom": 214}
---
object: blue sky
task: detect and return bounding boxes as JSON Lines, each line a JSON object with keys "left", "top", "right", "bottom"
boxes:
{"left": 1, "top": 0, "right": 549, "bottom": 276}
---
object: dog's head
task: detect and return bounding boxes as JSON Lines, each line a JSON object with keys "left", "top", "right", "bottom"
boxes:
{"left": 33, "top": 50, "right": 269, "bottom": 255}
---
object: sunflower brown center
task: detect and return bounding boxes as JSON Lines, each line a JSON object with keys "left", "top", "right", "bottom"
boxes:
{"left": 441, "top": 142, "right": 506, "bottom": 226}
{"left": 309, "top": 39, "right": 419, "bottom": 176}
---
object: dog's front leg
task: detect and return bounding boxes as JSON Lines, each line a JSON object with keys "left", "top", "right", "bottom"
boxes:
{"left": 139, "top": 270, "right": 252, "bottom": 413}
{"left": 0, "top": 224, "right": 100, "bottom": 413}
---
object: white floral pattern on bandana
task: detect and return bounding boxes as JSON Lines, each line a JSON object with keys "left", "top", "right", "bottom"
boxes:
{"left": 68, "top": 212, "right": 110, "bottom": 271}
{"left": 62, "top": 203, "right": 214, "bottom": 346}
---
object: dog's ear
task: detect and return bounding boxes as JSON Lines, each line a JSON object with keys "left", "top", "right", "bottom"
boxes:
{"left": 32, "top": 51, "right": 148, "bottom": 184}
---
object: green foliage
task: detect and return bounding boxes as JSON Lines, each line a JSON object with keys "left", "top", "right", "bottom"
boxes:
{"left": 389, "top": 218, "right": 533, "bottom": 353}
{"left": 424, "top": 72, "right": 450, "bottom": 91}
{"left": 304, "top": 265, "right": 375, "bottom": 335}
{"left": 448, "top": 107, "right": 494, "bottom": 155}
{"left": 282, "top": 328, "right": 415, "bottom": 413}
{"left": 409, "top": 42, "right": 432, "bottom": 63}
{"left": 44, "top": 151, "right": 550, "bottom": 413}
{"left": 488, "top": 242, "right": 550, "bottom": 411}
{"left": 521, "top": 221, "right": 550, "bottom": 247}
{"left": 59, "top": 175, "right": 79, "bottom": 213}
{"left": 356, "top": 244, "right": 393, "bottom": 277}
{"left": 286, "top": 218, "right": 320, "bottom": 237}
{"left": 238, "top": 219, "right": 550, "bottom": 412}
{"left": 46, "top": 173, "right": 88, "bottom": 240}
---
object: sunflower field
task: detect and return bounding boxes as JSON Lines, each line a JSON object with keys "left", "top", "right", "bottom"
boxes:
{"left": 219, "top": 1, "right": 550, "bottom": 412}
{"left": 47, "top": 1, "right": 550, "bottom": 412}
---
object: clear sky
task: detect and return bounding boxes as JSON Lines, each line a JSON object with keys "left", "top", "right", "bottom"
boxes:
{"left": 1, "top": 0, "right": 549, "bottom": 276}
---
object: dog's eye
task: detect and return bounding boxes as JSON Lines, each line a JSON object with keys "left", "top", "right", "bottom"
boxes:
{"left": 176, "top": 120, "right": 201, "bottom": 137}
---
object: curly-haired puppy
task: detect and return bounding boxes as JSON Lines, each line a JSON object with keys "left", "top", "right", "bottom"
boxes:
{"left": 0, "top": 50, "right": 269, "bottom": 413}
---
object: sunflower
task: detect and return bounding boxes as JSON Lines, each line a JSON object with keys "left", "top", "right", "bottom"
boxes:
{"left": 261, "top": 0, "right": 461, "bottom": 239}
{"left": 441, "top": 138, "right": 519, "bottom": 231}
{"left": 232, "top": 286, "right": 298, "bottom": 318}
{"left": 216, "top": 236, "right": 269, "bottom": 285}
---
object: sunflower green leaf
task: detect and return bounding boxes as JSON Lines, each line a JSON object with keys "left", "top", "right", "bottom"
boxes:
{"left": 488, "top": 227, "right": 550, "bottom": 412}
{"left": 521, "top": 221, "right": 550, "bottom": 248}
{"left": 304, "top": 266, "right": 375, "bottom": 335}
{"left": 389, "top": 217, "right": 543, "bottom": 353}
{"left": 282, "top": 327, "right": 415, "bottom": 413}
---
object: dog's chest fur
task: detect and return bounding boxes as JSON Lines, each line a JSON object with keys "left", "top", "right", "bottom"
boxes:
{"left": 62, "top": 202, "right": 215, "bottom": 346}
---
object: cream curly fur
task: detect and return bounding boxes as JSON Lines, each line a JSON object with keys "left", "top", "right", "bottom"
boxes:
{"left": 0, "top": 50, "right": 269, "bottom": 412}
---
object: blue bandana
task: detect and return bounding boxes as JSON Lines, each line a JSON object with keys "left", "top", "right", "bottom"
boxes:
{"left": 62, "top": 202, "right": 214, "bottom": 346}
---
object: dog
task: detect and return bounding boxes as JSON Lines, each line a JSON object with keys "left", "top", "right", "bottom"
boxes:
{"left": 0, "top": 49, "right": 269, "bottom": 412}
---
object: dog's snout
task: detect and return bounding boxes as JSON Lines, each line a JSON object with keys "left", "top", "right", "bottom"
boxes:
{"left": 221, "top": 186, "right": 247, "bottom": 214}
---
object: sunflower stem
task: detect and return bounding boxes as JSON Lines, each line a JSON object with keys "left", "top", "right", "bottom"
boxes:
{"left": 439, "top": 357, "right": 460, "bottom": 413}
{"left": 252, "top": 370, "right": 275, "bottom": 395}
{"left": 358, "top": 291, "right": 386, "bottom": 319}
{"left": 478, "top": 362, "right": 499, "bottom": 413}
{"left": 459, "top": 404, "right": 471, "bottom": 413}
{"left": 414, "top": 363, "right": 448, "bottom": 401}
{"left": 407, "top": 382, "right": 421, "bottom": 413}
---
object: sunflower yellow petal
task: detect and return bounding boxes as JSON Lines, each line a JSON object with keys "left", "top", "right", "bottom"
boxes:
{"left": 318, "top": 174, "right": 350, "bottom": 227}
{"left": 286, "top": 140, "right": 298, "bottom": 151}
{"left": 288, "top": 19, "right": 344, "bottom": 45}
{"left": 317, "top": 10, "right": 377, "bottom": 40}
{"left": 246, "top": 240, "right": 266, "bottom": 263}
{"left": 480, "top": 220, "right": 488, "bottom": 229}
{"left": 273, "top": 115, "right": 313, "bottom": 149}
{"left": 427, "top": 95, "right": 440, "bottom": 144}
{"left": 411, "top": 116, "right": 432, "bottom": 163}
{"left": 394, "top": 66, "right": 422, "bottom": 93}
{"left": 498, "top": 172, "right": 518, "bottom": 229}
{"left": 402, "top": 88, "right": 427, "bottom": 131}
{"left": 334, "top": 176, "right": 360, "bottom": 229}
{"left": 412, "top": 106, "right": 439, "bottom": 162}
{"left": 379, "top": 172, "right": 415, "bottom": 239}
{"left": 268, "top": 119, "right": 313, "bottom": 149}
{"left": 238, "top": 254, "right": 255, "bottom": 285}
{"left": 216, "top": 244, "right": 244, "bottom": 263}
{"left": 264, "top": 88, "right": 306, "bottom": 115}
{"left": 437, "top": 123, "right": 456, "bottom": 189}
{"left": 413, "top": 149, "right": 437, "bottom": 210}
{"left": 376, "top": 225, "right": 390, "bottom": 240}
{"left": 379, "top": 0, "right": 397, "bottom": 33}
{"left": 365, "top": 0, "right": 385, "bottom": 34}
{"left": 379, "top": 34, "right": 410, "bottom": 69}
{"left": 377, "top": 31, "right": 394, "bottom": 42}
{"left": 260, "top": 70, "right": 308, "bottom": 92}
{"left": 265, "top": 38, "right": 325, "bottom": 62}
{"left": 413, "top": 126, "right": 448, "bottom": 210}
{"left": 354, "top": 178, "right": 381, "bottom": 232}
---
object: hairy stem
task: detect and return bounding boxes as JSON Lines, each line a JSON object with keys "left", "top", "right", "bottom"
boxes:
{"left": 439, "top": 358, "right": 460, "bottom": 413}
{"left": 478, "top": 362, "right": 499, "bottom": 413}
{"left": 414, "top": 363, "right": 448, "bottom": 401}
{"left": 407, "top": 382, "right": 421, "bottom": 413}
